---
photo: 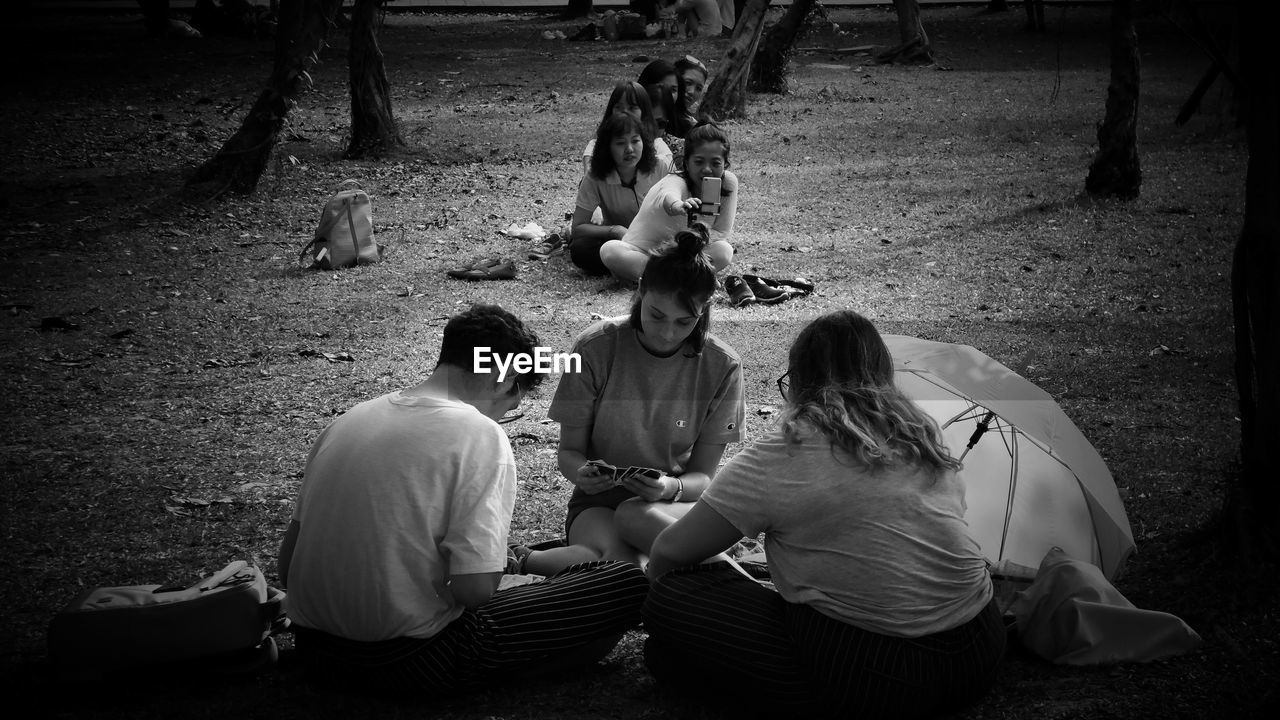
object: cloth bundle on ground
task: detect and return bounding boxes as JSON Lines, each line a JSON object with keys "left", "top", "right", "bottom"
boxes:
{"left": 1010, "top": 547, "right": 1202, "bottom": 665}
{"left": 47, "top": 560, "right": 286, "bottom": 673}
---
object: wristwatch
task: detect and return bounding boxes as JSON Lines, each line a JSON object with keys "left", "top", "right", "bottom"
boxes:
{"left": 670, "top": 476, "right": 685, "bottom": 503}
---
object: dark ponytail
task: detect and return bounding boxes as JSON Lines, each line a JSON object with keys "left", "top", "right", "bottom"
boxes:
{"left": 630, "top": 223, "right": 717, "bottom": 355}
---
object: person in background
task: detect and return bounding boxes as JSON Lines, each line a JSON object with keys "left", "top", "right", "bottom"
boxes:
{"left": 637, "top": 58, "right": 680, "bottom": 105}
{"left": 568, "top": 113, "right": 674, "bottom": 276}
{"left": 646, "top": 84, "right": 687, "bottom": 163}
{"left": 641, "top": 310, "right": 1006, "bottom": 718}
{"left": 674, "top": 54, "right": 709, "bottom": 128}
{"left": 671, "top": 0, "right": 721, "bottom": 38}
{"left": 581, "top": 81, "right": 672, "bottom": 175}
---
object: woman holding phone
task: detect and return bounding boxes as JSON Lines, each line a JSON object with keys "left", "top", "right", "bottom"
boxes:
{"left": 599, "top": 123, "right": 738, "bottom": 283}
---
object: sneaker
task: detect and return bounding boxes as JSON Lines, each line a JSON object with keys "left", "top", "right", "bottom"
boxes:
{"left": 741, "top": 274, "right": 788, "bottom": 304}
{"left": 528, "top": 232, "right": 564, "bottom": 260}
{"left": 724, "top": 275, "right": 755, "bottom": 307}
{"left": 447, "top": 258, "right": 517, "bottom": 281}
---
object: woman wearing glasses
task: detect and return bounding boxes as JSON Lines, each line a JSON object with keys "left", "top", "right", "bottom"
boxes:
{"left": 640, "top": 310, "right": 1005, "bottom": 718}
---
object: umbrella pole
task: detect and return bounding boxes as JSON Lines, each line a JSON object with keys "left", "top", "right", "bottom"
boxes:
{"left": 998, "top": 432, "right": 1020, "bottom": 563}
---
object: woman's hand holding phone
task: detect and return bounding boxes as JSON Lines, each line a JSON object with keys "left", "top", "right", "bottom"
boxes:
{"left": 666, "top": 197, "right": 701, "bottom": 216}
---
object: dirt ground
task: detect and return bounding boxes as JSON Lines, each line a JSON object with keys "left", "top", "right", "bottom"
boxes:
{"left": 1, "top": 4, "right": 1276, "bottom": 719}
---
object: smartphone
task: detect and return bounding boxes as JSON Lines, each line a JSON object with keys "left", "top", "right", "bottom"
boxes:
{"left": 700, "top": 176, "right": 722, "bottom": 206}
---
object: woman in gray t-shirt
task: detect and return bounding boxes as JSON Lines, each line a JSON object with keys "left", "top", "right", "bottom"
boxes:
{"left": 642, "top": 310, "right": 1005, "bottom": 719}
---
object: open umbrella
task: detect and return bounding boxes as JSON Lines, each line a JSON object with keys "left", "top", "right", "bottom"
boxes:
{"left": 885, "top": 335, "right": 1135, "bottom": 580}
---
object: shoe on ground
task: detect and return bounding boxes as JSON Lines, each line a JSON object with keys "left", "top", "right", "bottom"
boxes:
{"left": 447, "top": 258, "right": 517, "bottom": 280}
{"left": 528, "top": 232, "right": 564, "bottom": 260}
{"left": 741, "top": 274, "right": 788, "bottom": 304}
{"left": 724, "top": 275, "right": 755, "bottom": 307}
{"left": 773, "top": 276, "right": 815, "bottom": 294}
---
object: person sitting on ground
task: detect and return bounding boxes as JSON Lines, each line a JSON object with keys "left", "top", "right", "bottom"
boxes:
{"left": 600, "top": 123, "right": 737, "bottom": 283}
{"left": 582, "top": 81, "right": 672, "bottom": 176}
{"left": 637, "top": 58, "right": 680, "bottom": 105}
{"left": 670, "top": 0, "right": 721, "bottom": 38}
{"left": 514, "top": 227, "right": 745, "bottom": 576}
{"left": 716, "top": 0, "right": 736, "bottom": 35}
{"left": 641, "top": 310, "right": 1007, "bottom": 718}
{"left": 278, "top": 304, "right": 649, "bottom": 696}
{"left": 568, "top": 114, "right": 674, "bottom": 276}
{"left": 674, "top": 54, "right": 709, "bottom": 128}
{"left": 645, "top": 84, "right": 686, "bottom": 164}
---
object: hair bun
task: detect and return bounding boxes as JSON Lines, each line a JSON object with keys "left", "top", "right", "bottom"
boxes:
{"left": 674, "top": 225, "right": 709, "bottom": 258}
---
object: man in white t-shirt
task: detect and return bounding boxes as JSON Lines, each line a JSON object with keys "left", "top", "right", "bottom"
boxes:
{"left": 278, "top": 304, "right": 648, "bottom": 695}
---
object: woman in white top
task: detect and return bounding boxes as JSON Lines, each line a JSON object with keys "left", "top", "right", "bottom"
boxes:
{"left": 599, "top": 123, "right": 737, "bottom": 283}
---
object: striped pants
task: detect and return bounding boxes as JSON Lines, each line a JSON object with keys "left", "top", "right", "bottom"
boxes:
{"left": 642, "top": 563, "right": 1006, "bottom": 719}
{"left": 293, "top": 560, "right": 648, "bottom": 695}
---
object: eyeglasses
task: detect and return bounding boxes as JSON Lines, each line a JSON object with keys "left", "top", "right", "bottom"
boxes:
{"left": 776, "top": 371, "right": 790, "bottom": 401}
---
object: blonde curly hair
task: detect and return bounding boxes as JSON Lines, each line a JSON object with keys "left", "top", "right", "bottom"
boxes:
{"left": 780, "top": 311, "right": 960, "bottom": 476}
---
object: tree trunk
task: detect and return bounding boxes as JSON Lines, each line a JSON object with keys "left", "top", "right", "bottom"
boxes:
{"left": 186, "top": 0, "right": 344, "bottom": 198}
{"left": 1085, "top": 0, "right": 1141, "bottom": 199}
{"left": 1025, "top": 0, "right": 1046, "bottom": 32}
{"left": 346, "top": 0, "right": 403, "bottom": 158}
{"left": 700, "top": 0, "right": 772, "bottom": 122}
{"left": 1223, "top": 0, "right": 1280, "bottom": 564}
{"left": 876, "top": 0, "right": 932, "bottom": 64}
{"left": 749, "top": 0, "right": 816, "bottom": 94}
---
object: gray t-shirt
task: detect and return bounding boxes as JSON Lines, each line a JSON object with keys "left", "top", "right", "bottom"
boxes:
{"left": 702, "top": 424, "right": 993, "bottom": 638}
{"left": 550, "top": 316, "right": 744, "bottom": 507}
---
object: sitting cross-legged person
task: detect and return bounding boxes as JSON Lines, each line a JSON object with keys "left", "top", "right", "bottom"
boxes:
{"left": 600, "top": 122, "right": 738, "bottom": 283}
{"left": 278, "top": 304, "right": 648, "bottom": 696}
{"left": 569, "top": 113, "right": 674, "bottom": 276}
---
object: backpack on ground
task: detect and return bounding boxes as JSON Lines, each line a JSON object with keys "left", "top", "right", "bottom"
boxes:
{"left": 300, "top": 181, "right": 381, "bottom": 270}
{"left": 47, "top": 560, "right": 287, "bottom": 673}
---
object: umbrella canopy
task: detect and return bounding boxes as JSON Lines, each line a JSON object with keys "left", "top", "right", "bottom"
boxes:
{"left": 885, "top": 335, "right": 1135, "bottom": 580}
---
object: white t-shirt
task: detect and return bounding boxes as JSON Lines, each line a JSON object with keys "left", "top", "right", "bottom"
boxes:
{"left": 286, "top": 391, "right": 516, "bottom": 641}
{"left": 620, "top": 171, "right": 738, "bottom": 253}
{"left": 701, "top": 424, "right": 994, "bottom": 638}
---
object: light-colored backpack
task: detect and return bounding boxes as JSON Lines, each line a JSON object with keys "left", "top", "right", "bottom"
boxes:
{"left": 300, "top": 181, "right": 381, "bottom": 270}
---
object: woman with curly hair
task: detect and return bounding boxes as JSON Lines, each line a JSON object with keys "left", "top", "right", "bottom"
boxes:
{"left": 640, "top": 310, "right": 1005, "bottom": 719}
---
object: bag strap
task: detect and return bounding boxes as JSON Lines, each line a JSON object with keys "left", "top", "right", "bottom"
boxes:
{"left": 343, "top": 196, "right": 360, "bottom": 262}
{"left": 298, "top": 239, "right": 319, "bottom": 270}
{"left": 199, "top": 560, "right": 249, "bottom": 591}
